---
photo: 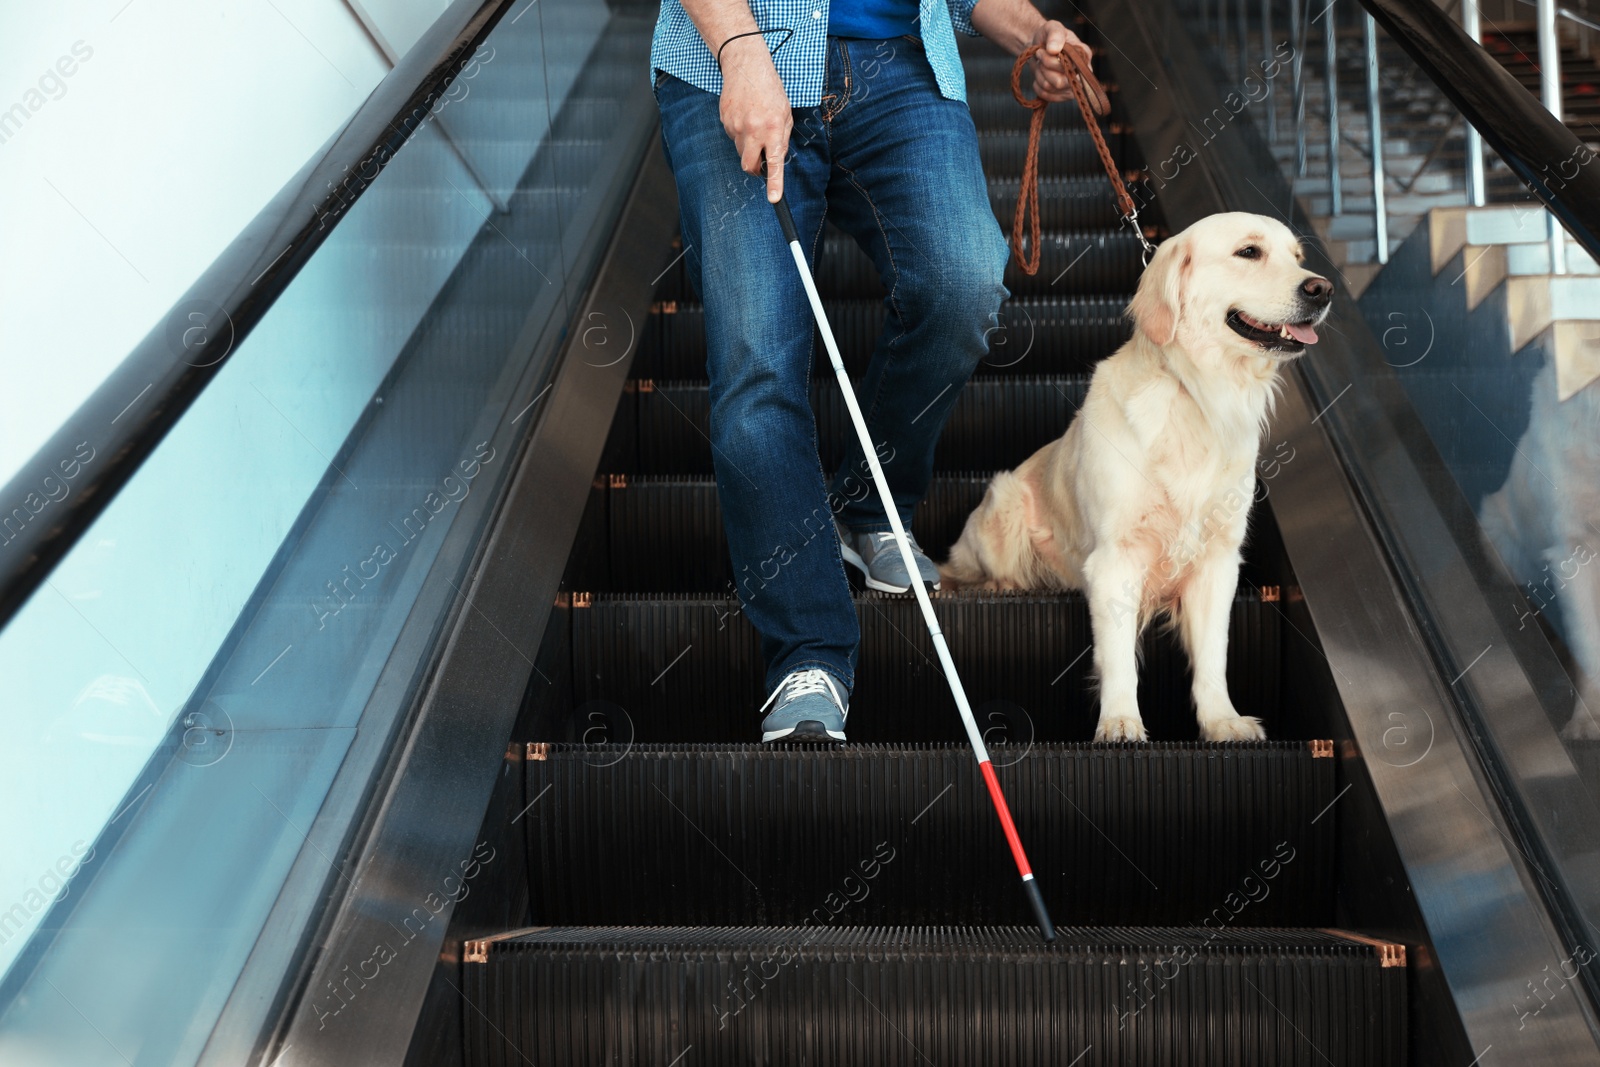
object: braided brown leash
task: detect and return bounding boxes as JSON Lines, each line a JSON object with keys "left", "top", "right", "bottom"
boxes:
{"left": 1009, "top": 43, "right": 1145, "bottom": 275}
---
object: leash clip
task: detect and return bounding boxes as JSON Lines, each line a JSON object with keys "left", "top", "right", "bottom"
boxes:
{"left": 1122, "top": 202, "right": 1157, "bottom": 266}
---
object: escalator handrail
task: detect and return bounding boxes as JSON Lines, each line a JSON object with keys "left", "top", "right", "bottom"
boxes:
{"left": 0, "top": 0, "right": 516, "bottom": 630}
{"left": 1357, "top": 0, "right": 1600, "bottom": 258}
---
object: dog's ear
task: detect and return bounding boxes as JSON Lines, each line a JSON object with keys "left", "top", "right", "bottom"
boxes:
{"left": 1127, "top": 234, "right": 1191, "bottom": 346}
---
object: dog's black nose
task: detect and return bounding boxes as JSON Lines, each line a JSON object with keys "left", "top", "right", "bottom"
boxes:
{"left": 1301, "top": 276, "right": 1333, "bottom": 302}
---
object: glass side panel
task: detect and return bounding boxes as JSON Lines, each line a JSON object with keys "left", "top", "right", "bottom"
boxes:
{"left": 0, "top": 2, "right": 650, "bottom": 1063}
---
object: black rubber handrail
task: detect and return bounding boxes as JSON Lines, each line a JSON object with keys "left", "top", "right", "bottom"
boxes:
{"left": 1357, "top": 0, "right": 1600, "bottom": 258}
{"left": 0, "top": 0, "right": 516, "bottom": 629}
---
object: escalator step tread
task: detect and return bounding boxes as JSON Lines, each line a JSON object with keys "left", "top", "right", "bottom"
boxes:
{"left": 967, "top": 88, "right": 1105, "bottom": 126}
{"left": 464, "top": 925, "right": 1407, "bottom": 1067}
{"left": 522, "top": 742, "right": 1335, "bottom": 926}
{"left": 986, "top": 175, "right": 1157, "bottom": 230}
{"left": 977, "top": 128, "right": 1141, "bottom": 177}
{"left": 651, "top": 227, "right": 1148, "bottom": 301}
{"left": 561, "top": 592, "right": 1283, "bottom": 743}
{"left": 604, "top": 374, "right": 1090, "bottom": 478}
{"left": 572, "top": 473, "right": 992, "bottom": 590}
{"left": 572, "top": 472, "right": 1280, "bottom": 593}
{"left": 633, "top": 296, "right": 1132, "bottom": 382}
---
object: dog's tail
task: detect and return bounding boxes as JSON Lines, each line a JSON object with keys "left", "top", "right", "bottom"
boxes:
{"left": 938, "top": 536, "right": 990, "bottom": 590}
{"left": 939, "top": 471, "right": 1031, "bottom": 590}
{"left": 938, "top": 486, "right": 996, "bottom": 591}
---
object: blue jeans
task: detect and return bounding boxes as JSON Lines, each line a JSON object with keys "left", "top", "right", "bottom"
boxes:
{"left": 655, "top": 37, "right": 1009, "bottom": 697}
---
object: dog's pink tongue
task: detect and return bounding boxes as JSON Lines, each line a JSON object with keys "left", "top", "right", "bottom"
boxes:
{"left": 1285, "top": 322, "right": 1319, "bottom": 345}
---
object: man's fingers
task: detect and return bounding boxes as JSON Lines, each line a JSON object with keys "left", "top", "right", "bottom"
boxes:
{"left": 1030, "top": 22, "right": 1094, "bottom": 102}
{"left": 738, "top": 130, "right": 789, "bottom": 202}
{"left": 1032, "top": 79, "right": 1073, "bottom": 103}
{"left": 1031, "top": 50, "right": 1075, "bottom": 80}
{"left": 1037, "top": 21, "right": 1094, "bottom": 67}
{"left": 765, "top": 136, "right": 787, "bottom": 203}
{"left": 1031, "top": 62, "right": 1071, "bottom": 101}
{"left": 1035, "top": 64, "right": 1071, "bottom": 88}
{"left": 1060, "top": 30, "right": 1093, "bottom": 66}
{"left": 740, "top": 138, "right": 766, "bottom": 179}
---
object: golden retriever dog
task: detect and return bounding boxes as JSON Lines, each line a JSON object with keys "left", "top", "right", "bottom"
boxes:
{"left": 941, "top": 212, "right": 1332, "bottom": 742}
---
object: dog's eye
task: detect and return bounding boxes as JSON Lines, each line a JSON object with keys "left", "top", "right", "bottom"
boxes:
{"left": 1234, "top": 245, "right": 1261, "bottom": 260}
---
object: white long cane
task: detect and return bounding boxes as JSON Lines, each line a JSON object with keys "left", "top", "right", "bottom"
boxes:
{"left": 770, "top": 194, "right": 1056, "bottom": 943}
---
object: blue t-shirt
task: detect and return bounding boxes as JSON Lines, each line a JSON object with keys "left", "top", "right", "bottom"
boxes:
{"left": 829, "top": 0, "right": 922, "bottom": 39}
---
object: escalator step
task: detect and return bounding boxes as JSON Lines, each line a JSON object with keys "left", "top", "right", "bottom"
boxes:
{"left": 977, "top": 127, "right": 1136, "bottom": 176}
{"left": 960, "top": 49, "right": 1111, "bottom": 84}
{"left": 562, "top": 591, "right": 1283, "bottom": 743}
{"left": 966, "top": 86, "right": 1103, "bottom": 127}
{"left": 607, "top": 374, "right": 1087, "bottom": 478}
{"left": 806, "top": 228, "right": 1146, "bottom": 299}
{"left": 651, "top": 228, "right": 1145, "bottom": 302}
{"left": 986, "top": 175, "right": 1155, "bottom": 231}
{"left": 521, "top": 742, "right": 1336, "bottom": 926}
{"left": 649, "top": 181, "right": 1155, "bottom": 303}
{"left": 632, "top": 298, "right": 1126, "bottom": 384}
{"left": 572, "top": 474, "right": 993, "bottom": 591}
{"left": 568, "top": 473, "right": 1283, "bottom": 595}
{"left": 463, "top": 926, "right": 1407, "bottom": 1067}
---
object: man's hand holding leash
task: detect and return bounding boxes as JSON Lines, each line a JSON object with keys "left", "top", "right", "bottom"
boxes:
{"left": 969, "top": 0, "right": 1092, "bottom": 102}
{"left": 1026, "top": 20, "right": 1094, "bottom": 101}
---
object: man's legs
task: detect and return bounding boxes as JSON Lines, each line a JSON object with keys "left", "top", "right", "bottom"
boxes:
{"left": 818, "top": 38, "right": 1010, "bottom": 533}
{"left": 656, "top": 73, "right": 858, "bottom": 700}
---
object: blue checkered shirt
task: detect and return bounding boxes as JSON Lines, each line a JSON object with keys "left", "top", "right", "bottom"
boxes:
{"left": 651, "top": 0, "right": 981, "bottom": 106}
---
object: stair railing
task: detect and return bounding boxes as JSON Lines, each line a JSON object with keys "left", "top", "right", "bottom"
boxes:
{"left": 1355, "top": 0, "right": 1600, "bottom": 265}
{"left": 1202, "top": 0, "right": 1600, "bottom": 267}
{"left": 1363, "top": 11, "right": 1389, "bottom": 262}
{"left": 1322, "top": 0, "right": 1343, "bottom": 214}
{"left": 1462, "top": 0, "right": 1489, "bottom": 205}
{"left": 1538, "top": 0, "right": 1569, "bottom": 271}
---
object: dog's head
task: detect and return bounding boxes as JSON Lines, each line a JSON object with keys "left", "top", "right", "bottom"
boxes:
{"left": 1127, "top": 212, "right": 1333, "bottom": 361}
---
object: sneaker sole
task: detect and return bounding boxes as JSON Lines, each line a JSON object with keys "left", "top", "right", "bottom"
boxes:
{"left": 837, "top": 538, "right": 940, "bottom": 595}
{"left": 762, "top": 720, "right": 847, "bottom": 743}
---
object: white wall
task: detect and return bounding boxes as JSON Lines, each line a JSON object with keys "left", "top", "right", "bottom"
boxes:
{"left": 0, "top": 0, "right": 455, "bottom": 490}
{"left": 348, "top": 0, "right": 454, "bottom": 58}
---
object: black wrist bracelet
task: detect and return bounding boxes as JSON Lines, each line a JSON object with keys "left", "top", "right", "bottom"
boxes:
{"left": 716, "top": 30, "right": 764, "bottom": 68}
{"left": 716, "top": 26, "right": 795, "bottom": 69}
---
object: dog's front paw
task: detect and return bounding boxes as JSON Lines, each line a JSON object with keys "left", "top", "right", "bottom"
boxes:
{"left": 1199, "top": 714, "right": 1267, "bottom": 742}
{"left": 1094, "top": 714, "right": 1149, "bottom": 742}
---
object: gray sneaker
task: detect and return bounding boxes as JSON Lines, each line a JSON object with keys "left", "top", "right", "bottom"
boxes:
{"left": 759, "top": 668, "right": 849, "bottom": 743}
{"left": 836, "top": 519, "right": 941, "bottom": 594}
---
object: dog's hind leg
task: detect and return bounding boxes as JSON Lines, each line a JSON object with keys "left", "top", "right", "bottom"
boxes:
{"left": 1085, "top": 549, "right": 1149, "bottom": 742}
{"left": 1178, "top": 556, "right": 1267, "bottom": 741}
